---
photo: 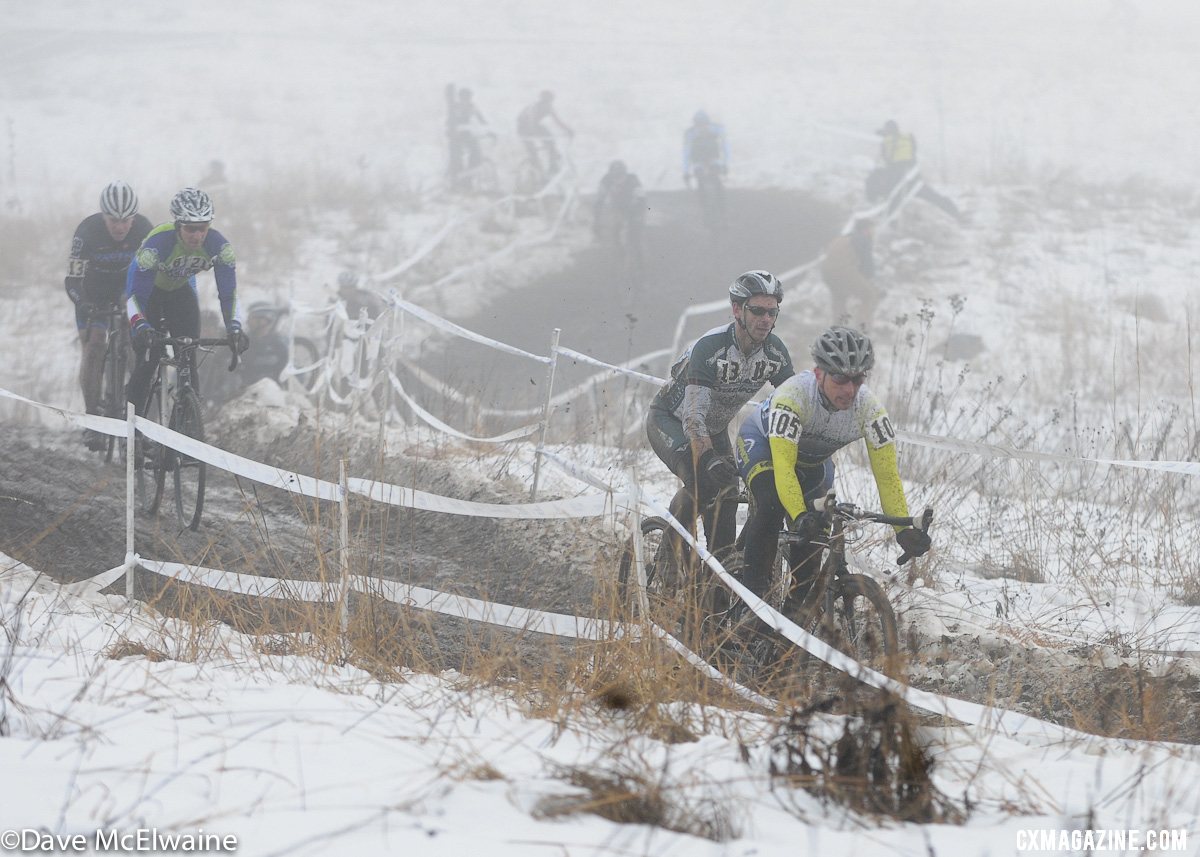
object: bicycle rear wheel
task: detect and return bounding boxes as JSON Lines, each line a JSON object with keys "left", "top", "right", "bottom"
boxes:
{"left": 171, "top": 388, "right": 207, "bottom": 531}
{"left": 819, "top": 573, "right": 899, "bottom": 677}
{"left": 137, "top": 383, "right": 167, "bottom": 516}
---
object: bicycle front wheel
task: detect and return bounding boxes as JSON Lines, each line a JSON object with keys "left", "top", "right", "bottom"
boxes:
{"left": 171, "top": 389, "right": 207, "bottom": 531}
{"left": 137, "top": 384, "right": 167, "bottom": 517}
{"left": 821, "top": 573, "right": 899, "bottom": 677}
{"left": 617, "top": 516, "right": 681, "bottom": 613}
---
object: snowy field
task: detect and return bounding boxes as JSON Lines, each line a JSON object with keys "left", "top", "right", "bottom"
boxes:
{"left": 4, "top": 1, "right": 1200, "bottom": 855}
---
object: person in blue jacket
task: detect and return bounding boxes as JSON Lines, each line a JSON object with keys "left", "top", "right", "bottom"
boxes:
{"left": 125, "top": 187, "right": 248, "bottom": 414}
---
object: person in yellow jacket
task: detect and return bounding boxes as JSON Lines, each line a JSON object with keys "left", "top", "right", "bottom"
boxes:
{"left": 734, "top": 326, "right": 930, "bottom": 608}
{"left": 819, "top": 217, "right": 882, "bottom": 328}
{"left": 866, "top": 119, "right": 965, "bottom": 223}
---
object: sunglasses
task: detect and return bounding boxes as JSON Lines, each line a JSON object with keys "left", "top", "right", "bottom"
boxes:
{"left": 179, "top": 223, "right": 210, "bottom": 234}
{"left": 829, "top": 372, "right": 867, "bottom": 386}
{"left": 743, "top": 305, "right": 779, "bottom": 318}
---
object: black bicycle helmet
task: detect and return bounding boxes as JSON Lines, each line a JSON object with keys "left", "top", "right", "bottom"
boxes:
{"left": 811, "top": 326, "right": 875, "bottom": 374}
{"left": 728, "top": 270, "right": 783, "bottom": 304}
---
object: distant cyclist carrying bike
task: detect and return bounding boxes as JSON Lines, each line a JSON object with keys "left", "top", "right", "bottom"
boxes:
{"left": 65, "top": 181, "right": 153, "bottom": 450}
{"left": 125, "top": 187, "right": 248, "bottom": 416}
{"left": 734, "top": 326, "right": 931, "bottom": 612}
{"left": 647, "top": 271, "right": 794, "bottom": 564}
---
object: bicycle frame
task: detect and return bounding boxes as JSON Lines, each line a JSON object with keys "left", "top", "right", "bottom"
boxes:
{"left": 139, "top": 336, "right": 239, "bottom": 530}
{"left": 150, "top": 339, "right": 227, "bottom": 420}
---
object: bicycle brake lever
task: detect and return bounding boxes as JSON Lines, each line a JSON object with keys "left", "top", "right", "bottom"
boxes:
{"left": 896, "top": 551, "right": 912, "bottom": 567}
{"left": 228, "top": 342, "right": 240, "bottom": 372}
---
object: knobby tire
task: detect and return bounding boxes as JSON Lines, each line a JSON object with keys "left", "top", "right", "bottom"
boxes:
{"left": 816, "top": 573, "right": 899, "bottom": 677}
{"left": 138, "top": 382, "right": 167, "bottom": 516}
{"left": 172, "top": 388, "right": 207, "bottom": 531}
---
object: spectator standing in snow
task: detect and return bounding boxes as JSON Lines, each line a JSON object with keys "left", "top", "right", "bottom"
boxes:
{"left": 819, "top": 217, "right": 882, "bottom": 328}
{"left": 866, "top": 119, "right": 965, "bottom": 224}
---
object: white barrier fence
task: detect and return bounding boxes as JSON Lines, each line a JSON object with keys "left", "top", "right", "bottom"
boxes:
{"left": 9, "top": 383, "right": 1192, "bottom": 755}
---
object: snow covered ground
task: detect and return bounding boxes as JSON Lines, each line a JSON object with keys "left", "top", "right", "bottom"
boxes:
{"left": 5, "top": 1, "right": 1200, "bottom": 854}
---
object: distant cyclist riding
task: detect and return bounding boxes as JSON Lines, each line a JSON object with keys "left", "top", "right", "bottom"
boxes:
{"left": 683, "top": 110, "right": 729, "bottom": 234}
{"left": 444, "top": 83, "right": 495, "bottom": 192}
{"left": 65, "top": 181, "right": 153, "bottom": 450}
{"left": 125, "top": 187, "right": 249, "bottom": 418}
{"left": 516, "top": 90, "right": 574, "bottom": 183}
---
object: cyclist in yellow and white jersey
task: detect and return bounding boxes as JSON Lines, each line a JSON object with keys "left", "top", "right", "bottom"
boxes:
{"left": 734, "top": 326, "right": 930, "bottom": 607}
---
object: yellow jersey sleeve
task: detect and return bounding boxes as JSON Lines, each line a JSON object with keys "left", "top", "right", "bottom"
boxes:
{"left": 766, "top": 391, "right": 808, "bottom": 522}
{"left": 859, "top": 402, "right": 910, "bottom": 524}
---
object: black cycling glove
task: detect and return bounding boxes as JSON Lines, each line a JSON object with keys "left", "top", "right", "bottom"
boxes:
{"left": 896, "top": 527, "right": 932, "bottom": 558}
{"left": 698, "top": 448, "right": 738, "bottom": 494}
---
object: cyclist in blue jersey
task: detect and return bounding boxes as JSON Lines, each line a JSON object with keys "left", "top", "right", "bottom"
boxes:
{"left": 125, "top": 187, "right": 248, "bottom": 415}
{"left": 65, "top": 181, "right": 153, "bottom": 449}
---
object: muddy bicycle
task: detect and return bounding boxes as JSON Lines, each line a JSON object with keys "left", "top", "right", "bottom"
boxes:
{"left": 618, "top": 494, "right": 932, "bottom": 676}
{"left": 137, "top": 335, "right": 239, "bottom": 531}
{"left": 771, "top": 499, "right": 932, "bottom": 676}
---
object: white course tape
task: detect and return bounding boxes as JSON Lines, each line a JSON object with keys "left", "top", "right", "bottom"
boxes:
{"left": 347, "top": 475, "right": 625, "bottom": 519}
{"left": 136, "top": 418, "right": 343, "bottom": 501}
{"left": 647, "top": 622, "right": 778, "bottom": 711}
{"left": 555, "top": 345, "right": 667, "bottom": 387}
{"left": 0, "top": 387, "right": 126, "bottom": 436}
{"left": 375, "top": 214, "right": 465, "bottom": 283}
{"left": 143, "top": 560, "right": 335, "bottom": 602}
{"left": 391, "top": 297, "right": 551, "bottom": 365}
{"left": 394, "top": 341, "right": 669, "bottom": 424}
{"left": 130, "top": 560, "right": 776, "bottom": 711}
{"left": 364, "top": 577, "right": 629, "bottom": 641}
{"left": 387, "top": 371, "right": 540, "bottom": 443}
{"left": 0, "top": 388, "right": 634, "bottom": 521}
{"left": 898, "top": 429, "right": 1200, "bottom": 476}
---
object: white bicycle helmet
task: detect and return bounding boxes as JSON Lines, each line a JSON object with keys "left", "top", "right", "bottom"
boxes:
{"left": 169, "top": 187, "right": 214, "bottom": 223}
{"left": 99, "top": 180, "right": 139, "bottom": 219}
{"left": 811, "top": 326, "right": 875, "bottom": 375}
